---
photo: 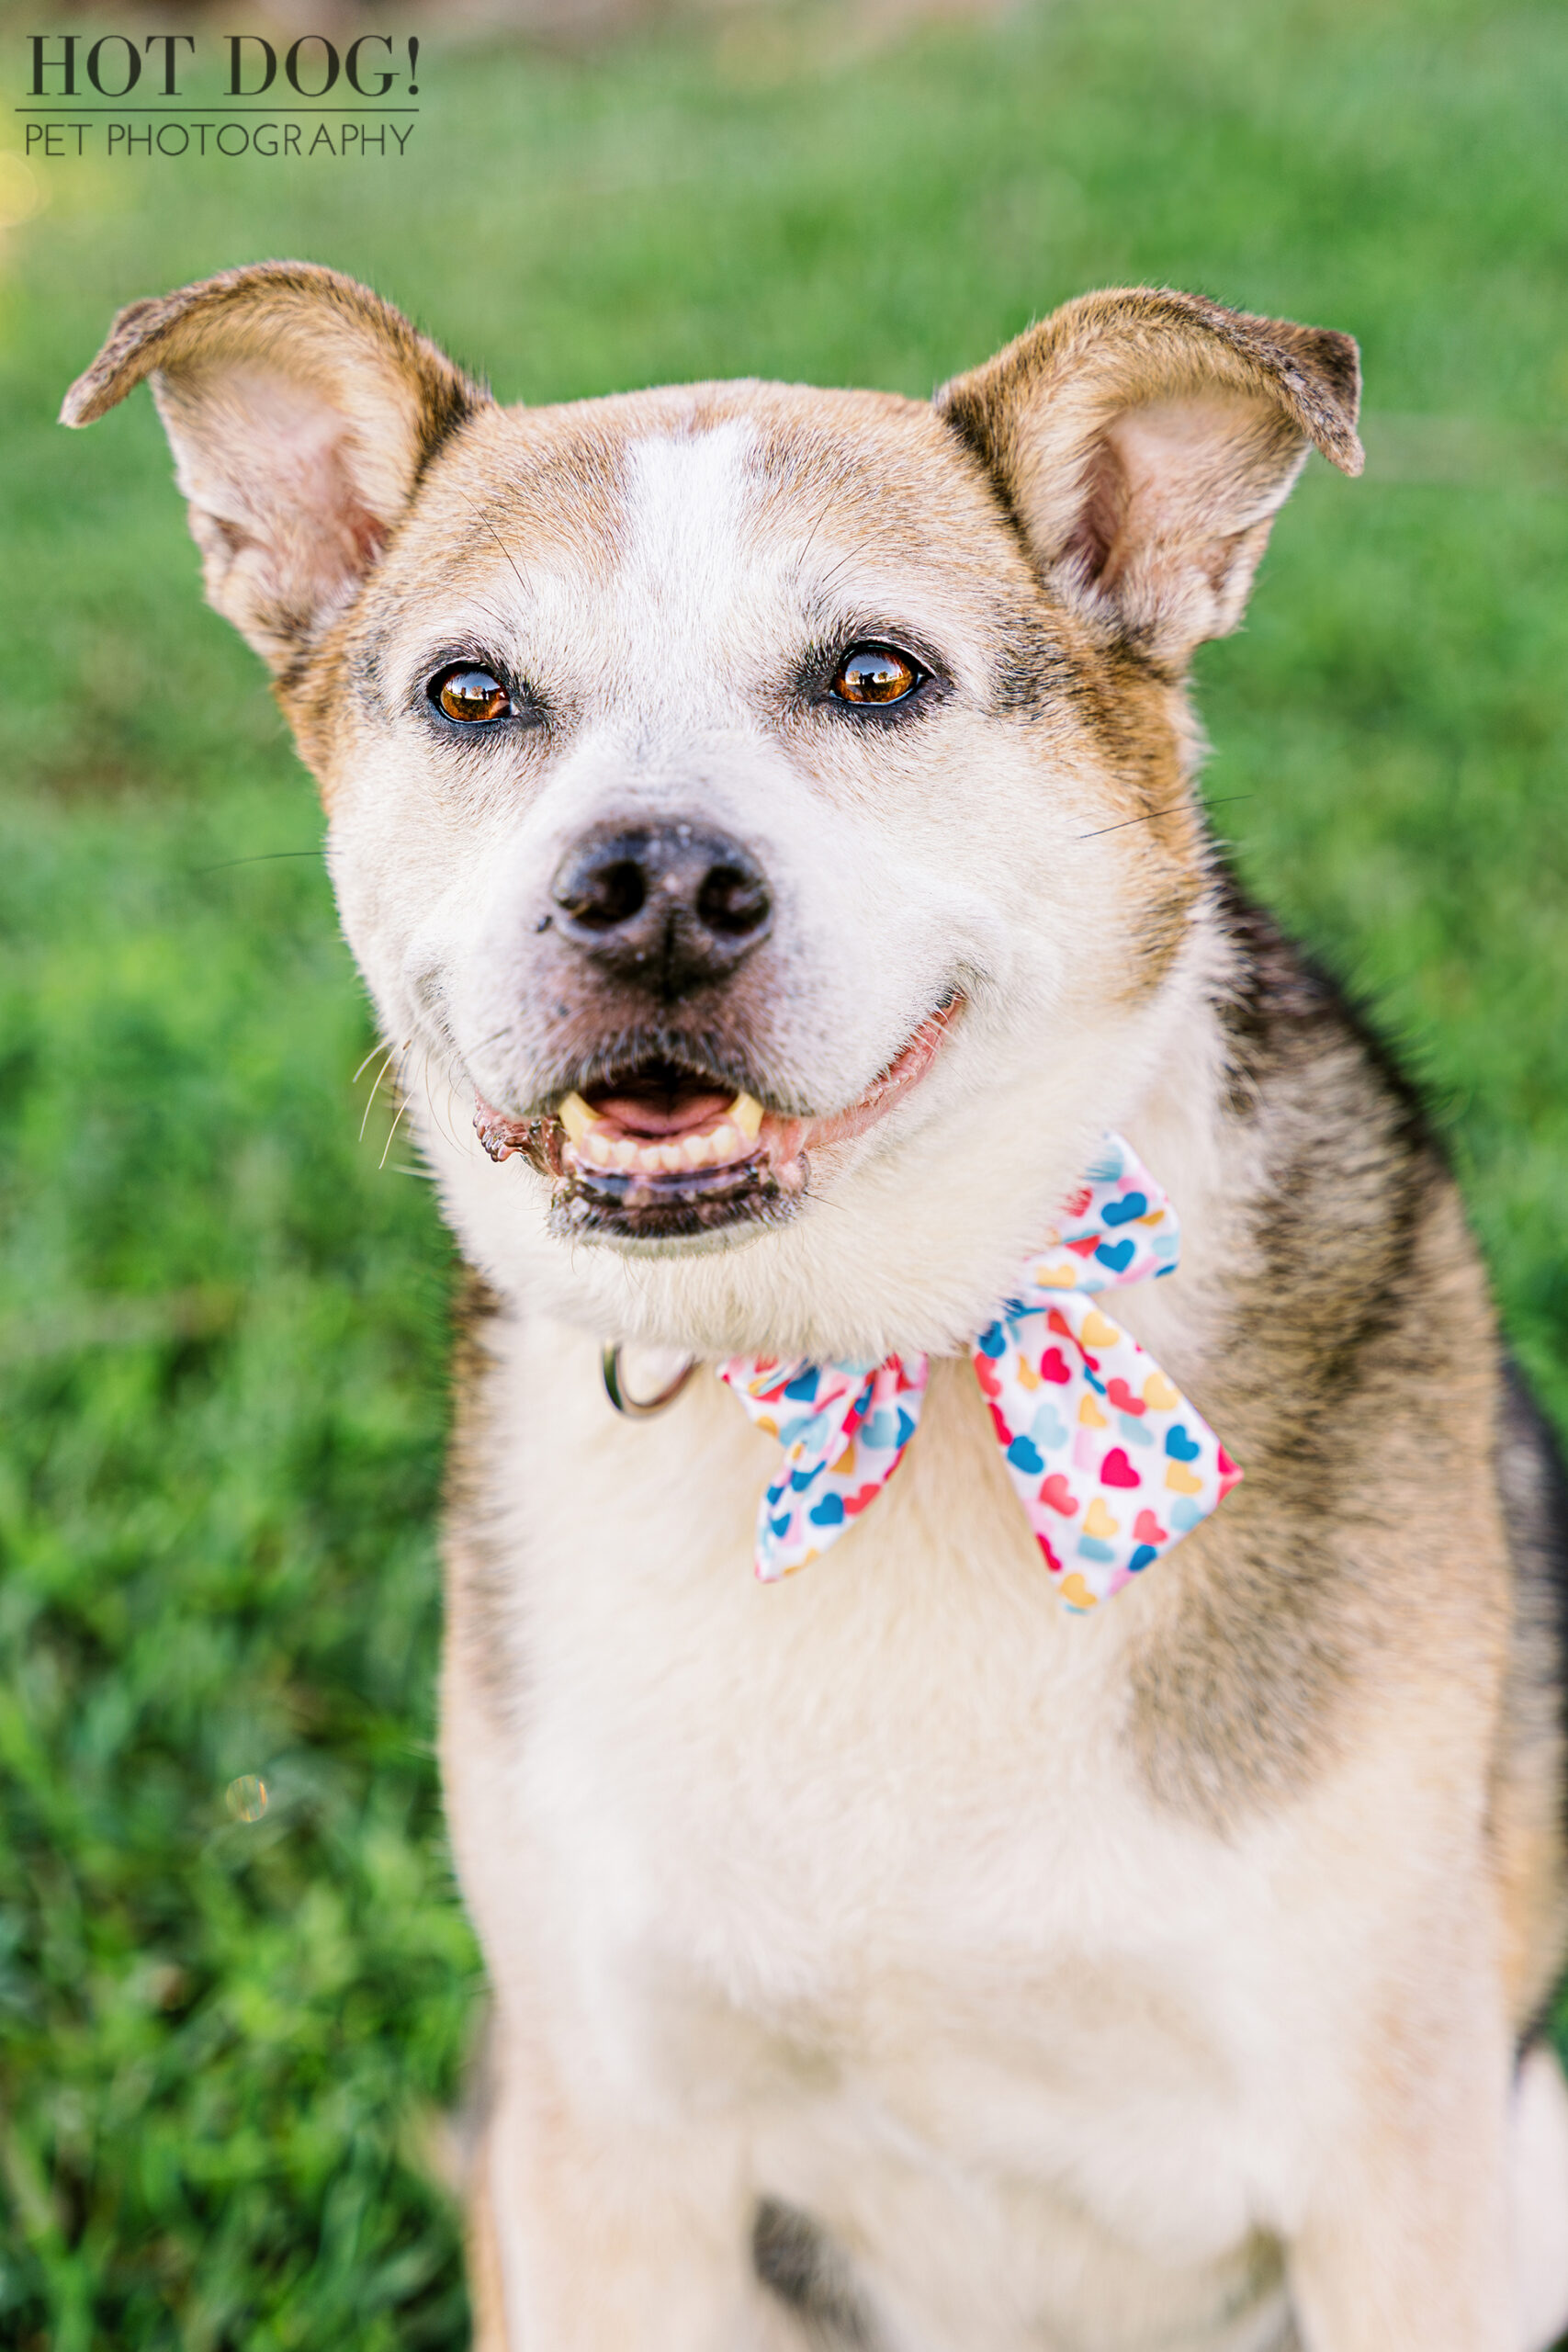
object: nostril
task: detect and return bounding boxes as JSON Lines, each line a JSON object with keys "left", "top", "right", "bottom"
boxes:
{"left": 698, "top": 864, "right": 771, "bottom": 939}
{"left": 548, "top": 820, "right": 773, "bottom": 989}
{"left": 557, "top": 856, "right": 647, "bottom": 932}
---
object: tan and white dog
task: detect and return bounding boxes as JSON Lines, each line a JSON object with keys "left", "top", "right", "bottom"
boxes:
{"left": 66, "top": 266, "right": 1568, "bottom": 2350}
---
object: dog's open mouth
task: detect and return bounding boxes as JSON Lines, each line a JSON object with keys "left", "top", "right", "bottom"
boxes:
{"left": 472, "top": 997, "right": 961, "bottom": 1243}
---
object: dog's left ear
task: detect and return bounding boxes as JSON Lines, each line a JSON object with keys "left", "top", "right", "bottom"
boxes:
{"left": 62, "top": 260, "right": 487, "bottom": 673}
{"left": 937, "top": 288, "right": 1362, "bottom": 669}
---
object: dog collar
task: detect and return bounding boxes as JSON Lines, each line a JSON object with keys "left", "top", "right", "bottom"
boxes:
{"left": 716, "top": 1135, "right": 1240, "bottom": 1609}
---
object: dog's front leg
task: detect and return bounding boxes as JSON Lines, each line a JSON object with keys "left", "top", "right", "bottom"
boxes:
{"left": 476, "top": 2051, "right": 790, "bottom": 2352}
{"left": 1285, "top": 1983, "right": 1517, "bottom": 2352}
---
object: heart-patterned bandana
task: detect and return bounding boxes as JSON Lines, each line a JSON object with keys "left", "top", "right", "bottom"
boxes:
{"left": 717, "top": 1134, "right": 1240, "bottom": 1610}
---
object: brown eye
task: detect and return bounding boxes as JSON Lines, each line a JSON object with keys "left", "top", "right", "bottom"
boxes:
{"left": 433, "top": 666, "right": 511, "bottom": 724}
{"left": 830, "top": 644, "right": 923, "bottom": 706}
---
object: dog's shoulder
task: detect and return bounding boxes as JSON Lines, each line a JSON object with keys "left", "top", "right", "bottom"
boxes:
{"left": 1132, "top": 876, "right": 1568, "bottom": 1978}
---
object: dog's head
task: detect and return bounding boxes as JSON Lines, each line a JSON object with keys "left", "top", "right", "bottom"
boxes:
{"left": 65, "top": 266, "right": 1359, "bottom": 1359}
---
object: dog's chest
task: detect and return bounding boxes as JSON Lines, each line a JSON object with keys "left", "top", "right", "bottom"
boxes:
{"left": 454, "top": 1319, "right": 1289, "bottom": 2252}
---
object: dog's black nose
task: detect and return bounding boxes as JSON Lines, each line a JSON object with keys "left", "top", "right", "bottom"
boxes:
{"left": 548, "top": 820, "right": 773, "bottom": 999}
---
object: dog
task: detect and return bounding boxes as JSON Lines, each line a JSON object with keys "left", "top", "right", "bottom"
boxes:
{"left": 66, "top": 263, "right": 1568, "bottom": 2349}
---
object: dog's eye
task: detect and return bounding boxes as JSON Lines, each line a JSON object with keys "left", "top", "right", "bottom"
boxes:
{"left": 430, "top": 665, "right": 512, "bottom": 724}
{"left": 830, "top": 645, "right": 924, "bottom": 707}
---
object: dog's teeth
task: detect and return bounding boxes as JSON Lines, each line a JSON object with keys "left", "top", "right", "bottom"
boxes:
{"left": 558, "top": 1091, "right": 594, "bottom": 1143}
{"left": 564, "top": 1103, "right": 762, "bottom": 1181}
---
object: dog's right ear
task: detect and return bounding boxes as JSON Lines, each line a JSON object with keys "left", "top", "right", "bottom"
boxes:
{"left": 62, "top": 261, "right": 487, "bottom": 674}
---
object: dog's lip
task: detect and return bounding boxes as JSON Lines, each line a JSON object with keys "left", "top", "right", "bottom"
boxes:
{"left": 787, "top": 994, "right": 962, "bottom": 1157}
{"left": 470, "top": 994, "right": 963, "bottom": 1175}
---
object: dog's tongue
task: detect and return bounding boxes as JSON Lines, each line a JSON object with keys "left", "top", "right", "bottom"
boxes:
{"left": 583, "top": 1080, "right": 734, "bottom": 1139}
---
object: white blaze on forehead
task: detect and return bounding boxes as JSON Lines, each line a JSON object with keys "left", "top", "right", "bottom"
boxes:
{"left": 618, "top": 418, "right": 764, "bottom": 625}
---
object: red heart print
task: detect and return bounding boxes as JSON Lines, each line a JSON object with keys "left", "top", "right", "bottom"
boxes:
{"left": 1062, "top": 1185, "right": 1093, "bottom": 1218}
{"left": 1039, "top": 1347, "right": 1071, "bottom": 1385}
{"left": 974, "top": 1354, "right": 1001, "bottom": 1398}
{"left": 1049, "top": 1308, "right": 1099, "bottom": 1370}
{"left": 842, "top": 1482, "right": 886, "bottom": 1517}
{"left": 1217, "top": 1444, "right": 1243, "bottom": 1497}
{"left": 1066, "top": 1236, "right": 1100, "bottom": 1258}
{"left": 1106, "top": 1378, "right": 1145, "bottom": 1416}
{"left": 1133, "top": 1509, "right": 1168, "bottom": 1543}
{"left": 1039, "top": 1473, "right": 1079, "bottom": 1517}
{"left": 1034, "top": 1530, "right": 1066, "bottom": 1575}
{"left": 987, "top": 1402, "right": 1014, "bottom": 1448}
{"left": 1100, "top": 1447, "right": 1140, "bottom": 1488}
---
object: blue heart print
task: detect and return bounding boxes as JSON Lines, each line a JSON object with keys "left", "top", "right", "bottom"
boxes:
{"left": 1029, "top": 1402, "right": 1069, "bottom": 1451}
{"left": 1086, "top": 1143, "right": 1125, "bottom": 1183}
{"left": 861, "top": 1408, "right": 901, "bottom": 1451}
{"left": 1165, "top": 1424, "right": 1201, "bottom": 1462}
{"left": 809, "top": 1494, "right": 845, "bottom": 1526}
{"left": 1100, "top": 1192, "right": 1148, "bottom": 1227}
{"left": 1119, "top": 1413, "right": 1155, "bottom": 1447}
{"left": 976, "top": 1323, "right": 1007, "bottom": 1359}
{"left": 783, "top": 1370, "right": 821, "bottom": 1402}
{"left": 1077, "top": 1535, "right": 1116, "bottom": 1563}
{"left": 1007, "top": 1436, "right": 1044, "bottom": 1475}
{"left": 1128, "top": 1543, "right": 1157, "bottom": 1573}
{"left": 1094, "top": 1238, "right": 1135, "bottom": 1273}
{"left": 1168, "top": 1497, "right": 1203, "bottom": 1532}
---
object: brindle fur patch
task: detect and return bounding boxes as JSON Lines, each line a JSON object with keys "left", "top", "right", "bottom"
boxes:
{"left": 443, "top": 1269, "right": 523, "bottom": 1731}
{"left": 1126, "top": 871, "right": 1500, "bottom": 1831}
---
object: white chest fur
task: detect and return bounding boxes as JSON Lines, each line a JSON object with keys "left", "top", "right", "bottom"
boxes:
{"left": 441, "top": 1312, "right": 1417, "bottom": 2348}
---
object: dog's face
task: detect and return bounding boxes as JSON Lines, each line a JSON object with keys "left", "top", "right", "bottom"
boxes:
{"left": 65, "top": 270, "right": 1359, "bottom": 1358}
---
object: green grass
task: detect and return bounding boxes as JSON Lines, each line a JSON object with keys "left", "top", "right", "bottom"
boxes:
{"left": 1, "top": 1, "right": 1565, "bottom": 2341}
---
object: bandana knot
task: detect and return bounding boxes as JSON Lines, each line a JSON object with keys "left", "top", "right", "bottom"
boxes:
{"left": 717, "top": 1134, "right": 1239, "bottom": 1610}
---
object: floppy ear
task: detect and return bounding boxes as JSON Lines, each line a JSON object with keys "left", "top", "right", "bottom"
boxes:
{"left": 937, "top": 288, "right": 1362, "bottom": 670}
{"left": 62, "top": 260, "right": 487, "bottom": 673}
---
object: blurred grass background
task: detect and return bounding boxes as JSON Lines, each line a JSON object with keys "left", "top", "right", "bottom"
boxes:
{"left": 0, "top": 0, "right": 1564, "bottom": 2342}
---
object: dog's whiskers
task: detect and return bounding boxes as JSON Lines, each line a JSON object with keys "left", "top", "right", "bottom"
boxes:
{"left": 191, "top": 847, "right": 321, "bottom": 875}
{"left": 458, "top": 493, "right": 534, "bottom": 605}
{"left": 423, "top": 1046, "right": 469, "bottom": 1160}
{"left": 357, "top": 1047, "right": 398, "bottom": 1143}
{"left": 358, "top": 1037, "right": 413, "bottom": 1146}
{"left": 789, "top": 479, "right": 849, "bottom": 584}
{"left": 378, "top": 1091, "right": 412, "bottom": 1171}
{"left": 1075, "top": 793, "right": 1253, "bottom": 842}
{"left": 812, "top": 530, "right": 895, "bottom": 599}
